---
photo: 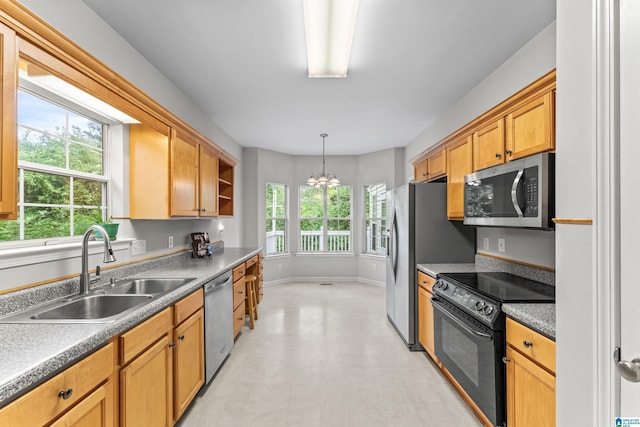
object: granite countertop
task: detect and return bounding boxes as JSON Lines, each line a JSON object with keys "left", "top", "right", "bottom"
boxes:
{"left": 417, "top": 262, "right": 556, "bottom": 340}
{"left": 0, "top": 247, "right": 261, "bottom": 406}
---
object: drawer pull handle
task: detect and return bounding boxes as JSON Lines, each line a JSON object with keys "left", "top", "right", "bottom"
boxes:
{"left": 58, "top": 388, "right": 73, "bottom": 400}
{"left": 523, "top": 340, "right": 533, "bottom": 348}
{"left": 178, "top": 335, "right": 185, "bottom": 341}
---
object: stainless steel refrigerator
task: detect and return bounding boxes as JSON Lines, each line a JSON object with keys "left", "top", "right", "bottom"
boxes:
{"left": 386, "top": 182, "right": 475, "bottom": 350}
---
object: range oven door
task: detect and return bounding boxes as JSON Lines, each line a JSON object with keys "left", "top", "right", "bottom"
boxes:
{"left": 432, "top": 297, "right": 505, "bottom": 427}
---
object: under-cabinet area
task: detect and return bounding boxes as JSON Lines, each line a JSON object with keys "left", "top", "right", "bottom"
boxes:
{"left": 0, "top": 248, "right": 262, "bottom": 427}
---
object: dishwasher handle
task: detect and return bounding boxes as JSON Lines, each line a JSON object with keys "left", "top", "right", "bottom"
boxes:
{"left": 204, "top": 271, "right": 233, "bottom": 294}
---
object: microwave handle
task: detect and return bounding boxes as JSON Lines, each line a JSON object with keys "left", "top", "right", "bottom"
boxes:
{"left": 511, "top": 169, "right": 525, "bottom": 217}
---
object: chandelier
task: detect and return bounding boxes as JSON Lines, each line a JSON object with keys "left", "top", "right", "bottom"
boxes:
{"left": 306, "top": 133, "right": 340, "bottom": 188}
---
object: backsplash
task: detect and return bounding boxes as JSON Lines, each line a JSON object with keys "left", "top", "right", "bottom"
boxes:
{"left": 476, "top": 254, "right": 555, "bottom": 286}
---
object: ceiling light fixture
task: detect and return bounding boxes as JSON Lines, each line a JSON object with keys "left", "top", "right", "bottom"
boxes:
{"left": 306, "top": 133, "right": 340, "bottom": 188}
{"left": 303, "top": 0, "right": 360, "bottom": 78}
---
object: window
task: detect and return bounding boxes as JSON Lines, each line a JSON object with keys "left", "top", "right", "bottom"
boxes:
{"left": 364, "top": 184, "right": 386, "bottom": 255}
{"left": 265, "top": 183, "right": 287, "bottom": 254}
{"left": 0, "top": 88, "right": 108, "bottom": 242}
{"left": 299, "top": 186, "right": 352, "bottom": 252}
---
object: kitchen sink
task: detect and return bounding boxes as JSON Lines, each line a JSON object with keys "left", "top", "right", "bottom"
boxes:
{"left": 30, "top": 294, "right": 153, "bottom": 320}
{"left": 104, "top": 278, "right": 196, "bottom": 295}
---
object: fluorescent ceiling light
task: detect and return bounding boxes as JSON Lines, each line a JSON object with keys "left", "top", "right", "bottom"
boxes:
{"left": 303, "top": 0, "right": 360, "bottom": 78}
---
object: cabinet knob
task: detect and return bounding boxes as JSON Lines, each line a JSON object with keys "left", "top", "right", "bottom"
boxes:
{"left": 502, "top": 357, "right": 510, "bottom": 364}
{"left": 506, "top": 149, "right": 513, "bottom": 155}
{"left": 58, "top": 388, "right": 73, "bottom": 400}
{"left": 169, "top": 342, "right": 176, "bottom": 348}
{"left": 202, "top": 209, "right": 206, "bottom": 212}
{"left": 523, "top": 340, "right": 533, "bottom": 348}
{"left": 495, "top": 153, "right": 502, "bottom": 158}
{"left": 178, "top": 335, "right": 185, "bottom": 341}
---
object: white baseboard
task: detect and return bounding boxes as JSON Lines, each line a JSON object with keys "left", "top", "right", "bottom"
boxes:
{"left": 264, "top": 277, "right": 385, "bottom": 287}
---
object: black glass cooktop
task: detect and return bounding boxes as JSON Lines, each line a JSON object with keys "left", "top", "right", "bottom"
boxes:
{"left": 437, "top": 272, "right": 555, "bottom": 303}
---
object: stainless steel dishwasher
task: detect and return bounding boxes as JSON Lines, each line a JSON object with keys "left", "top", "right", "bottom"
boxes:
{"left": 203, "top": 270, "right": 234, "bottom": 384}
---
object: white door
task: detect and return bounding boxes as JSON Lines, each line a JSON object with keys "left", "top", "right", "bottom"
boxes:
{"left": 618, "top": 0, "right": 640, "bottom": 414}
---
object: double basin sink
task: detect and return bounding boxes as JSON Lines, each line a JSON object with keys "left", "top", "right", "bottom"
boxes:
{"left": 0, "top": 278, "right": 196, "bottom": 323}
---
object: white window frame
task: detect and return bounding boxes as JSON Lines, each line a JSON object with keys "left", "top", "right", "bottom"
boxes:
{"left": 265, "top": 182, "right": 288, "bottom": 255}
{"left": 363, "top": 183, "right": 386, "bottom": 256}
{"left": 298, "top": 185, "right": 352, "bottom": 253}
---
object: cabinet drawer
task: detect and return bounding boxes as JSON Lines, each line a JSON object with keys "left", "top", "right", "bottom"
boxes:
{"left": 232, "top": 263, "right": 246, "bottom": 282}
{"left": 233, "top": 277, "right": 246, "bottom": 309}
{"left": 417, "top": 270, "right": 436, "bottom": 293}
{"left": 174, "top": 288, "right": 203, "bottom": 325}
{"left": 506, "top": 317, "right": 556, "bottom": 373}
{"left": 120, "top": 307, "right": 172, "bottom": 365}
{"left": 0, "top": 342, "right": 113, "bottom": 427}
{"left": 245, "top": 255, "right": 258, "bottom": 269}
{"left": 233, "top": 301, "right": 245, "bottom": 337}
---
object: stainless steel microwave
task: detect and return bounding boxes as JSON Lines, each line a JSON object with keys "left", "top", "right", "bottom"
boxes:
{"left": 463, "top": 153, "right": 555, "bottom": 229}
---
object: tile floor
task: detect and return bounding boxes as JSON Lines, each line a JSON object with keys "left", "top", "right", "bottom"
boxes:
{"left": 180, "top": 282, "right": 482, "bottom": 426}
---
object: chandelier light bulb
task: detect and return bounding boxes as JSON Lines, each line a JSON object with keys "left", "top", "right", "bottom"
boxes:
{"left": 306, "top": 133, "right": 340, "bottom": 188}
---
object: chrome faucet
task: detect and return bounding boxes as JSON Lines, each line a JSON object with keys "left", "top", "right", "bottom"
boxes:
{"left": 80, "top": 225, "right": 116, "bottom": 295}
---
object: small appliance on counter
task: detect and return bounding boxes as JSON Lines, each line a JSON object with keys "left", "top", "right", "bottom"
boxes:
{"left": 190, "top": 232, "right": 211, "bottom": 257}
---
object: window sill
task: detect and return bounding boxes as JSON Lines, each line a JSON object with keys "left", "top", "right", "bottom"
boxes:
{"left": 295, "top": 252, "right": 356, "bottom": 257}
{"left": 264, "top": 253, "right": 292, "bottom": 259}
{"left": 359, "top": 253, "right": 386, "bottom": 260}
{"left": 0, "top": 238, "right": 134, "bottom": 270}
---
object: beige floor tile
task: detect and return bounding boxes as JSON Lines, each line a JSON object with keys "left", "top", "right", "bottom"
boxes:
{"left": 179, "top": 282, "right": 482, "bottom": 427}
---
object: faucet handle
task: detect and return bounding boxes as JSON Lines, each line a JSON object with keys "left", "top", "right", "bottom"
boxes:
{"left": 89, "top": 265, "right": 102, "bottom": 285}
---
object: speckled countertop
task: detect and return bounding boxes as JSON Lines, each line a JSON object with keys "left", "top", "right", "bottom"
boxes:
{"left": 417, "top": 261, "right": 556, "bottom": 340}
{"left": 0, "top": 247, "right": 261, "bottom": 406}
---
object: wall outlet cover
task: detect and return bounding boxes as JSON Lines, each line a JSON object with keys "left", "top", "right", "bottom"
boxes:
{"left": 498, "top": 238, "right": 506, "bottom": 253}
{"left": 168, "top": 235, "right": 174, "bottom": 249}
{"left": 131, "top": 240, "right": 147, "bottom": 256}
{"left": 483, "top": 237, "right": 490, "bottom": 250}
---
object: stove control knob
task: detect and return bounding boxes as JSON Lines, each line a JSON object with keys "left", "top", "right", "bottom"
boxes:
{"left": 475, "top": 301, "right": 486, "bottom": 311}
{"left": 437, "top": 280, "right": 448, "bottom": 290}
{"left": 483, "top": 305, "right": 494, "bottom": 315}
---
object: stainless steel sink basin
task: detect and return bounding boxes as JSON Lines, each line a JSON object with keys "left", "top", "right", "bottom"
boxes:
{"left": 30, "top": 295, "right": 152, "bottom": 320}
{"left": 105, "top": 278, "right": 196, "bottom": 295}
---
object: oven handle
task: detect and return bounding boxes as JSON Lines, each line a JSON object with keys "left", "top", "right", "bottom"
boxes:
{"left": 431, "top": 298, "right": 493, "bottom": 341}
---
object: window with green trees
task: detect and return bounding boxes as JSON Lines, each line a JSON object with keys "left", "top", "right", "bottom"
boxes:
{"left": 266, "top": 183, "right": 287, "bottom": 254}
{"left": 299, "top": 185, "right": 352, "bottom": 252}
{"left": 364, "top": 184, "right": 386, "bottom": 255}
{"left": 0, "top": 89, "right": 108, "bottom": 242}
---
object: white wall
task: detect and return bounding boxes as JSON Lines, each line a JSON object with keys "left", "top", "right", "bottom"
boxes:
{"left": 0, "top": 1, "right": 244, "bottom": 291}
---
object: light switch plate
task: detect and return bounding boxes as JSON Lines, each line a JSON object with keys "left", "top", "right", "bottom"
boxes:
{"left": 498, "top": 238, "right": 506, "bottom": 253}
{"left": 131, "top": 240, "right": 146, "bottom": 256}
{"left": 168, "top": 235, "right": 174, "bottom": 249}
{"left": 483, "top": 237, "right": 490, "bottom": 250}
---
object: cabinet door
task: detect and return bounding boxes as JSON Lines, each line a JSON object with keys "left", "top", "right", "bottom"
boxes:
{"left": 417, "top": 286, "right": 437, "bottom": 362}
{"left": 173, "top": 308, "right": 205, "bottom": 421}
{"left": 129, "top": 123, "right": 170, "bottom": 219}
{"left": 198, "top": 144, "right": 218, "bottom": 217}
{"left": 0, "top": 22, "right": 17, "bottom": 220}
{"left": 505, "top": 91, "right": 554, "bottom": 160}
{"left": 49, "top": 381, "right": 114, "bottom": 427}
{"left": 413, "top": 159, "right": 427, "bottom": 182}
{"left": 473, "top": 118, "right": 505, "bottom": 171}
{"left": 447, "top": 135, "right": 473, "bottom": 220}
{"left": 426, "top": 149, "right": 447, "bottom": 180}
{"left": 170, "top": 132, "right": 199, "bottom": 217}
{"left": 120, "top": 335, "right": 173, "bottom": 427}
{"left": 506, "top": 346, "right": 556, "bottom": 427}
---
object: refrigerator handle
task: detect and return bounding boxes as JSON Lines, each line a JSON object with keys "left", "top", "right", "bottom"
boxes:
{"left": 391, "top": 210, "right": 398, "bottom": 281}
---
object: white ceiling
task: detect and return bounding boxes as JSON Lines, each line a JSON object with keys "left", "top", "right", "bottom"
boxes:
{"left": 82, "top": 0, "right": 555, "bottom": 156}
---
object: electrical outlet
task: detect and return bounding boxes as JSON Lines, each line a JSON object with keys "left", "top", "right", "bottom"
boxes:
{"left": 498, "top": 238, "right": 506, "bottom": 253}
{"left": 168, "top": 235, "right": 174, "bottom": 249}
{"left": 131, "top": 240, "right": 146, "bottom": 256}
{"left": 483, "top": 237, "right": 490, "bottom": 250}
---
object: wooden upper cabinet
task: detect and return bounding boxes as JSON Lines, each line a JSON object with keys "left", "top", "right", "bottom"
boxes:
{"left": 199, "top": 144, "right": 218, "bottom": 217}
{"left": 427, "top": 149, "right": 447, "bottom": 180}
{"left": 130, "top": 123, "right": 171, "bottom": 219}
{"left": 218, "top": 158, "right": 234, "bottom": 216}
{"left": 414, "top": 159, "right": 427, "bottom": 182}
{"left": 473, "top": 117, "right": 505, "bottom": 171}
{"left": 171, "top": 131, "right": 199, "bottom": 217}
{"left": 0, "top": 22, "right": 17, "bottom": 220}
{"left": 447, "top": 135, "right": 473, "bottom": 220}
{"left": 505, "top": 91, "right": 554, "bottom": 161}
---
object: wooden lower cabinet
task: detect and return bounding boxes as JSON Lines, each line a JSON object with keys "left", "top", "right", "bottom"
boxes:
{"left": 505, "top": 318, "right": 556, "bottom": 427}
{"left": 173, "top": 308, "right": 205, "bottom": 421}
{"left": 120, "top": 334, "right": 173, "bottom": 427}
{"left": 417, "top": 271, "right": 438, "bottom": 363}
{"left": 49, "top": 381, "right": 114, "bottom": 427}
{"left": 0, "top": 342, "right": 114, "bottom": 427}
